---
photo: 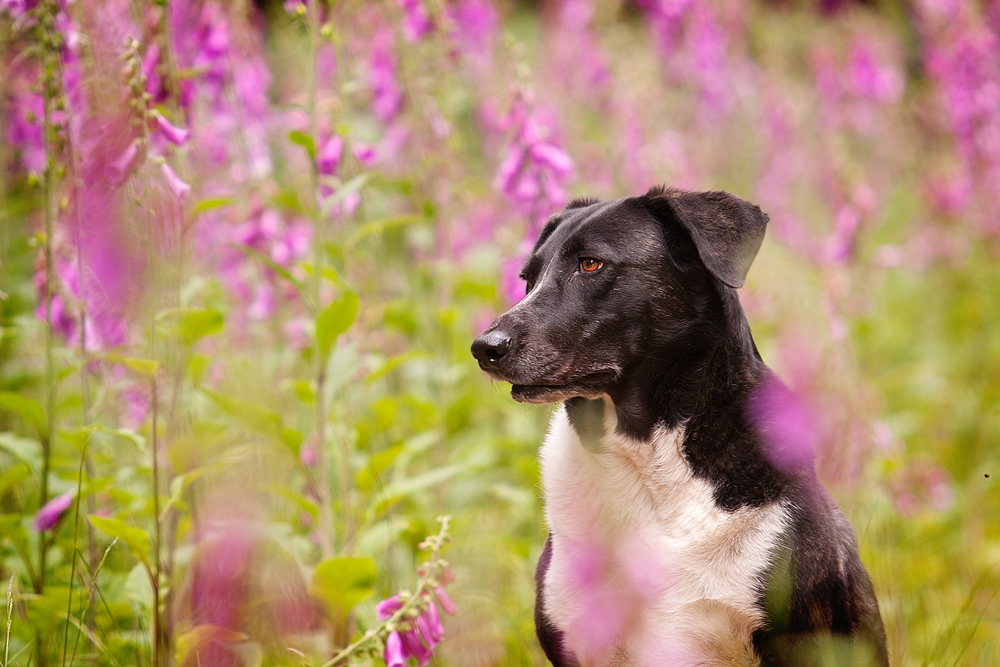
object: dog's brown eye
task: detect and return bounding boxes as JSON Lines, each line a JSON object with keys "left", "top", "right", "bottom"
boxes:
{"left": 580, "top": 258, "right": 603, "bottom": 273}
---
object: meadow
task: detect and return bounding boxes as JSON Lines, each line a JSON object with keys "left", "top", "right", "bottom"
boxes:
{"left": 1, "top": 0, "right": 999, "bottom": 665}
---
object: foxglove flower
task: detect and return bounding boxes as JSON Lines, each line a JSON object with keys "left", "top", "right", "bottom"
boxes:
{"left": 161, "top": 162, "right": 191, "bottom": 200}
{"left": 369, "top": 29, "right": 403, "bottom": 123}
{"left": 493, "top": 93, "right": 574, "bottom": 232}
{"left": 434, "top": 586, "right": 456, "bottom": 615}
{"left": 34, "top": 492, "right": 74, "bottom": 532}
{"left": 384, "top": 630, "right": 406, "bottom": 667}
{"left": 105, "top": 141, "right": 139, "bottom": 185}
{"left": 398, "top": 0, "right": 433, "bottom": 42}
{"left": 317, "top": 134, "right": 344, "bottom": 175}
{"left": 155, "top": 113, "right": 190, "bottom": 146}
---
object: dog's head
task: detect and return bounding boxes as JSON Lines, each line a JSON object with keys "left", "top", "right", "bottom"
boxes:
{"left": 471, "top": 186, "right": 768, "bottom": 405}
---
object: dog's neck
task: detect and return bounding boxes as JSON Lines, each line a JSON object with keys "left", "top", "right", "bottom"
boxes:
{"left": 573, "top": 286, "right": 785, "bottom": 510}
{"left": 606, "top": 287, "right": 761, "bottom": 436}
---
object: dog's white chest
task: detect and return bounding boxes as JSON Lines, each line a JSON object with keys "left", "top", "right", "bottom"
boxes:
{"left": 539, "top": 401, "right": 788, "bottom": 667}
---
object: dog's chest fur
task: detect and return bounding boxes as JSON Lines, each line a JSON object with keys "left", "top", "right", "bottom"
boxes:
{"left": 539, "top": 399, "right": 788, "bottom": 667}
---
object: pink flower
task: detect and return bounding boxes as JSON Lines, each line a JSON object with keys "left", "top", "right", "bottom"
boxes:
{"left": 447, "top": 0, "right": 499, "bottom": 64}
{"left": 317, "top": 134, "right": 344, "bottom": 175}
{"left": 433, "top": 586, "right": 456, "bottom": 615}
{"left": 155, "top": 113, "right": 190, "bottom": 146}
{"left": 745, "top": 375, "right": 818, "bottom": 473}
{"left": 105, "top": 142, "right": 139, "bottom": 185}
{"left": 376, "top": 594, "right": 404, "bottom": 620}
{"left": 398, "top": 0, "right": 433, "bottom": 42}
{"left": 161, "top": 162, "right": 191, "bottom": 199}
{"left": 376, "top": 592, "right": 451, "bottom": 665}
{"left": 353, "top": 142, "right": 378, "bottom": 168}
{"left": 299, "top": 441, "right": 318, "bottom": 467}
{"left": 492, "top": 93, "right": 574, "bottom": 232}
{"left": 369, "top": 30, "right": 403, "bottom": 124}
{"left": 34, "top": 492, "right": 74, "bottom": 532}
{"left": 384, "top": 630, "right": 406, "bottom": 667}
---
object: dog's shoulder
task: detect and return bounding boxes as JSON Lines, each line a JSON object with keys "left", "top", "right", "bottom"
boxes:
{"left": 753, "top": 482, "right": 889, "bottom": 666}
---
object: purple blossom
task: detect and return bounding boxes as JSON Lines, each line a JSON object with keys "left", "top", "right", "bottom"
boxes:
{"left": 825, "top": 205, "right": 861, "bottom": 264}
{"left": 635, "top": 0, "right": 734, "bottom": 115}
{"left": 155, "top": 113, "right": 190, "bottom": 146}
{"left": 492, "top": 92, "right": 574, "bottom": 232}
{"left": 376, "top": 592, "right": 451, "bottom": 666}
{"left": 106, "top": 142, "right": 140, "bottom": 185}
{"left": 398, "top": 0, "right": 433, "bottom": 42}
{"left": 33, "top": 189, "right": 136, "bottom": 353}
{"left": 433, "top": 586, "right": 456, "bottom": 615}
{"left": 547, "top": 0, "right": 611, "bottom": 99}
{"left": 369, "top": 29, "right": 404, "bottom": 124}
{"left": 447, "top": 0, "right": 499, "bottom": 65}
{"left": 916, "top": 0, "right": 1000, "bottom": 232}
{"left": 34, "top": 492, "right": 74, "bottom": 532}
{"left": 384, "top": 630, "right": 406, "bottom": 667}
{"left": 161, "top": 162, "right": 191, "bottom": 200}
{"left": 317, "top": 134, "right": 344, "bottom": 175}
{"left": 353, "top": 142, "right": 379, "bottom": 168}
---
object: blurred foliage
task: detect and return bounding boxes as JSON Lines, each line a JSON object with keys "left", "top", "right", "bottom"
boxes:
{"left": 1, "top": 0, "right": 999, "bottom": 666}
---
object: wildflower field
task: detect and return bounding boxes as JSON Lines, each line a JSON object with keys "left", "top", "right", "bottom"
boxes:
{"left": 1, "top": 0, "right": 999, "bottom": 665}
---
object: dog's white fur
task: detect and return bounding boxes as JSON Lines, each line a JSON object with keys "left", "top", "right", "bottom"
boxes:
{"left": 540, "top": 398, "right": 789, "bottom": 666}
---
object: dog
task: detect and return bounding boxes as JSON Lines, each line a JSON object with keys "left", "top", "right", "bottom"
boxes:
{"left": 471, "top": 187, "right": 888, "bottom": 667}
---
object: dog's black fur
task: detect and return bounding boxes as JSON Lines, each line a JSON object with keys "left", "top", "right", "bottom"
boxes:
{"left": 472, "top": 187, "right": 888, "bottom": 666}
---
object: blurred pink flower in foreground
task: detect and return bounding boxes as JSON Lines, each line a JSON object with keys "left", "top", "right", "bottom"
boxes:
{"left": 34, "top": 492, "right": 74, "bottom": 532}
{"left": 745, "top": 374, "right": 818, "bottom": 473}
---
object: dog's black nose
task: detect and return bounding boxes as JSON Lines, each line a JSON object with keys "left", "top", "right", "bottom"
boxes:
{"left": 472, "top": 329, "right": 512, "bottom": 366}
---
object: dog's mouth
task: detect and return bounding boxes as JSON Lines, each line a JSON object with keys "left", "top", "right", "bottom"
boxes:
{"left": 509, "top": 370, "right": 617, "bottom": 404}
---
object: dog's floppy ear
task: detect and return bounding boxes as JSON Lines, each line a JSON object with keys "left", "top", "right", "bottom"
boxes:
{"left": 646, "top": 187, "right": 769, "bottom": 289}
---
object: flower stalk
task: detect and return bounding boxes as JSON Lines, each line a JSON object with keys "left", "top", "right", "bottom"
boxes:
{"left": 307, "top": 0, "right": 337, "bottom": 561}
{"left": 321, "top": 516, "right": 453, "bottom": 667}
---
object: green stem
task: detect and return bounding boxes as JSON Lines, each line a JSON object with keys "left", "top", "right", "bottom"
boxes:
{"left": 308, "top": 0, "right": 336, "bottom": 561}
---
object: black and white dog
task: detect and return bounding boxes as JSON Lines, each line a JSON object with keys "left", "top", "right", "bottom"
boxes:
{"left": 472, "top": 187, "right": 888, "bottom": 667}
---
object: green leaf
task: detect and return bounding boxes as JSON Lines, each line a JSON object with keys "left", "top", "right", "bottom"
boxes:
{"left": 157, "top": 308, "right": 224, "bottom": 345}
{"left": 0, "top": 432, "right": 42, "bottom": 471}
{"left": 376, "top": 464, "right": 465, "bottom": 512}
{"left": 0, "top": 462, "right": 32, "bottom": 495}
{"left": 89, "top": 515, "right": 150, "bottom": 566}
{"left": 96, "top": 425, "right": 146, "bottom": 451}
{"left": 356, "top": 445, "right": 403, "bottom": 492}
{"left": 59, "top": 426, "right": 96, "bottom": 452}
{"left": 290, "top": 379, "right": 316, "bottom": 405}
{"left": 315, "top": 292, "right": 359, "bottom": 364}
{"left": 176, "top": 625, "right": 248, "bottom": 666}
{"left": 309, "top": 556, "right": 377, "bottom": 620}
{"left": 288, "top": 130, "right": 316, "bottom": 157}
{"left": 0, "top": 392, "right": 47, "bottom": 437}
{"left": 199, "top": 388, "right": 300, "bottom": 455}
{"left": 191, "top": 197, "right": 234, "bottom": 214}
{"left": 108, "top": 354, "right": 160, "bottom": 379}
